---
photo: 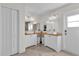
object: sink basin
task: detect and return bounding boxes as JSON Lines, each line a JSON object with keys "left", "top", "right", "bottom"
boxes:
{"left": 53, "top": 32, "right": 57, "bottom": 34}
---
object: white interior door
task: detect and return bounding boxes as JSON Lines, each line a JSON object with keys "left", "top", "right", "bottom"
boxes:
{"left": 1, "top": 7, "right": 18, "bottom": 56}
{"left": 64, "top": 10, "right": 79, "bottom": 55}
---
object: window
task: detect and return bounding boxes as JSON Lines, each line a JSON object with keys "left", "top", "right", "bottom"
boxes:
{"left": 67, "top": 14, "right": 79, "bottom": 27}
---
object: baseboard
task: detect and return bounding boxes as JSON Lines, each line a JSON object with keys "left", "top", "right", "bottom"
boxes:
{"left": 62, "top": 50, "right": 79, "bottom": 56}
{"left": 45, "top": 46, "right": 57, "bottom": 52}
{"left": 11, "top": 53, "right": 19, "bottom": 56}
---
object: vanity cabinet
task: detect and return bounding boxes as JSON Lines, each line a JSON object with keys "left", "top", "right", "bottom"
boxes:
{"left": 44, "top": 35, "right": 61, "bottom": 52}
{"left": 25, "top": 34, "right": 37, "bottom": 48}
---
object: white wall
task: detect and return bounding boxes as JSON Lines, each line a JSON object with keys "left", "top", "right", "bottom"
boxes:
{"left": 0, "top": 4, "right": 26, "bottom": 53}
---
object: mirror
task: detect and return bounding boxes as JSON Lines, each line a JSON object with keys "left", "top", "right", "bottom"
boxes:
{"left": 25, "top": 22, "right": 39, "bottom": 32}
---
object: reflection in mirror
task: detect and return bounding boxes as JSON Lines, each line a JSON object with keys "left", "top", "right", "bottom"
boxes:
{"left": 44, "top": 25, "right": 47, "bottom": 31}
{"left": 25, "top": 22, "right": 30, "bottom": 31}
{"left": 25, "top": 22, "right": 39, "bottom": 32}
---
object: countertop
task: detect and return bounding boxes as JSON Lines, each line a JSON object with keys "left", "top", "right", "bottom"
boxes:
{"left": 25, "top": 32, "right": 62, "bottom": 36}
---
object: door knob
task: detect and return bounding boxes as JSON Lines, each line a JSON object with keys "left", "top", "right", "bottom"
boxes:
{"left": 65, "top": 30, "right": 67, "bottom": 32}
{"left": 65, "top": 30, "right": 67, "bottom": 35}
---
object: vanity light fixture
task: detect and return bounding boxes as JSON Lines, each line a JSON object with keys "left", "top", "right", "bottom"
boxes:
{"left": 30, "top": 17, "right": 35, "bottom": 21}
{"left": 25, "top": 16, "right": 29, "bottom": 20}
{"left": 46, "top": 21, "right": 54, "bottom": 23}
{"left": 25, "top": 16, "right": 35, "bottom": 21}
{"left": 49, "top": 15, "right": 57, "bottom": 20}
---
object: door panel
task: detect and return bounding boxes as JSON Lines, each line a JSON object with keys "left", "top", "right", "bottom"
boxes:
{"left": 7, "top": 7, "right": 12, "bottom": 56}
{"left": 1, "top": 7, "right": 18, "bottom": 56}
{"left": 2, "top": 7, "right": 8, "bottom": 56}
{"left": 2, "top": 7, "right": 12, "bottom": 56}
{"left": 64, "top": 10, "right": 79, "bottom": 55}
{"left": 12, "top": 10, "right": 18, "bottom": 55}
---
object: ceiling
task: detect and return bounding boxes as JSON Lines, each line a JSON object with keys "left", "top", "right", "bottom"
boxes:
{"left": 1, "top": 3, "right": 68, "bottom": 23}
{"left": 1, "top": 3, "right": 68, "bottom": 17}
{"left": 25, "top": 3, "right": 68, "bottom": 16}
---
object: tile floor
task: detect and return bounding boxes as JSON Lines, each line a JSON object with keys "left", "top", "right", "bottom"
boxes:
{"left": 15, "top": 44, "right": 71, "bottom": 56}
